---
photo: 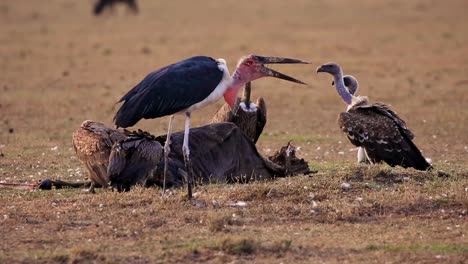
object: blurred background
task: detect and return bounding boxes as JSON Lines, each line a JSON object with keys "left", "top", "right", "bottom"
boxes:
{"left": 0, "top": 0, "right": 467, "bottom": 181}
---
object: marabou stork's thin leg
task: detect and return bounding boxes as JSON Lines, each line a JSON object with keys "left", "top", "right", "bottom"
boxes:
{"left": 182, "top": 112, "right": 193, "bottom": 200}
{"left": 162, "top": 115, "right": 175, "bottom": 197}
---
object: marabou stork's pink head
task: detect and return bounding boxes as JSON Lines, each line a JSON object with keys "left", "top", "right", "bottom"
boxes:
{"left": 236, "top": 55, "right": 309, "bottom": 84}
{"left": 224, "top": 55, "right": 309, "bottom": 108}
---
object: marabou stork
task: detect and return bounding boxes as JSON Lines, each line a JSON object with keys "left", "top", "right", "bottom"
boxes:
{"left": 332, "top": 75, "right": 369, "bottom": 163}
{"left": 114, "top": 55, "right": 309, "bottom": 198}
{"left": 108, "top": 130, "right": 163, "bottom": 192}
{"left": 211, "top": 82, "right": 267, "bottom": 143}
{"left": 72, "top": 120, "right": 126, "bottom": 193}
{"left": 316, "top": 63, "right": 432, "bottom": 171}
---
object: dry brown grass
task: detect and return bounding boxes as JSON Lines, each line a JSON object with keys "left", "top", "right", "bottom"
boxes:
{"left": 1, "top": 166, "right": 467, "bottom": 263}
{"left": 1, "top": 0, "right": 467, "bottom": 263}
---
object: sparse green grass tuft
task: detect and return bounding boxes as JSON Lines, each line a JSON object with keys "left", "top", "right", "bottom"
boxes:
{"left": 69, "top": 248, "right": 103, "bottom": 263}
{"left": 219, "top": 238, "right": 257, "bottom": 255}
{"left": 207, "top": 213, "right": 232, "bottom": 233}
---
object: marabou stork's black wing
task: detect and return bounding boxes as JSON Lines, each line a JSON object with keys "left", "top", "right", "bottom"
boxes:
{"left": 72, "top": 120, "right": 126, "bottom": 187}
{"left": 338, "top": 104, "right": 431, "bottom": 171}
{"left": 254, "top": 97, "right": 267, "bottom": 143}
{"left": 114, "top": 56, "right": 224, "bottom": 128}
{"left": 108, "top": 131, "right": 163, "bottom": 192}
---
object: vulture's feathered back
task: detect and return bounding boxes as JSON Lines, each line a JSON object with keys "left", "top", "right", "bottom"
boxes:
{"left": 338, "top": 100, "right": 431, "bottom": 170}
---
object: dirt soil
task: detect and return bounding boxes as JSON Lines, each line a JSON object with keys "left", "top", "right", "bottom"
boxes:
{"left": 0, "top": 0, "right": 467, "bottom": 263}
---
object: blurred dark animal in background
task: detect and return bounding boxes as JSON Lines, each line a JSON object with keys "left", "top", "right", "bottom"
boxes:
{"left": 93, "top": 0, "right": 138, "bottom": 15}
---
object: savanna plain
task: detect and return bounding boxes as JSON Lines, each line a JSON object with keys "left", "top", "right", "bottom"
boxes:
{"left": 0, "top": 0, "right": 467, "bottom": 263}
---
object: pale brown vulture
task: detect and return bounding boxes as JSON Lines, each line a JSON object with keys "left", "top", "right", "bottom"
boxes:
{"left": 211, "top": 82, "right": 267, "bottom": 143}
{"left": 72, "top": 120, "right": 126, "bottom": 193}
{"left": 317, "top": 63, "right": 432, "bottom": 170}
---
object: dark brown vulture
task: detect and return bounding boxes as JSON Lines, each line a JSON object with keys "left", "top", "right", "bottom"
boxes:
{"left": 72, "top": 120, "right": 126, "bottom": 193}
{"left": 317, "top": 63, "right": 432, "bottom": 170}
{"left": 93, "top": 0, "right": 138, "bottom": 15}
{"left": 211, "top": 82, "right": 267, "bottom": 143}
{"left": 107, "top": 130, "right": 163, "bottom": 192}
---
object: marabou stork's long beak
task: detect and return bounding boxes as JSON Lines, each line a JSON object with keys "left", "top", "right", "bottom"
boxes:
{"left": 253, "top": 55, "right": 309, "bottom": 85}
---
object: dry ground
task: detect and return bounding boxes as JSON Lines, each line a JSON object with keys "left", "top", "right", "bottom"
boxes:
{"left": 0, "top": 0, "right": 467, "bottom": 263}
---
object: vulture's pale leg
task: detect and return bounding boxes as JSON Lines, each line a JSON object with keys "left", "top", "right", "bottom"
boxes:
{"left": 363, "top": 148, "right": 374, "bottom": 165}
{"left": 182, "top": 112, "right": 193, "bottom": 200}
{"left": 357, "top": 147, "right": 370, "bottom": 164}
{"left": 162, "top": 115, "right": 175, "bottom": 196}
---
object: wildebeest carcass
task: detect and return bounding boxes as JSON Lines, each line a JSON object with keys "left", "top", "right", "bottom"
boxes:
{"left": 106, "top": 122, "right": 305, "bottom": 192}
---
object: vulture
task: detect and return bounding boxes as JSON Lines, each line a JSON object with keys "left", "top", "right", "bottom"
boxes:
{"left": 72, "top": 120, "right": 126, "bottom": 193}
{"left": 93, "top": 0, "right": 138, "bottom": 15}
{"left": 107, "top": 130, "right": 163, "bottom": 192}
{"left": 317, "top": 63, "right": 432, "bottom": 170}
{"left": 211, "top": 82, "right": 267, "bottom": 143}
